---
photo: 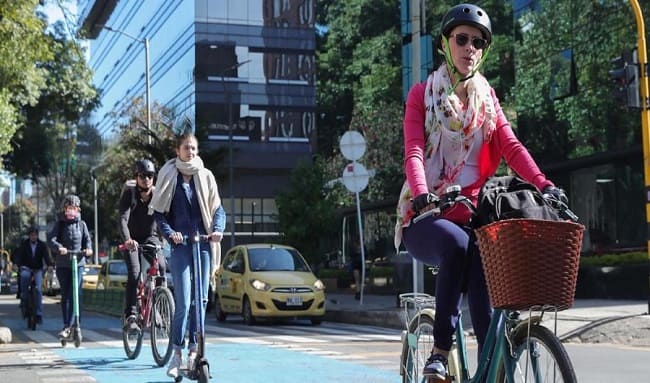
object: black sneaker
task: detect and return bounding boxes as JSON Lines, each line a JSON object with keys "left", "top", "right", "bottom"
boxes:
{"left": 422, "top": 353, "right": 448, "bottom": 380}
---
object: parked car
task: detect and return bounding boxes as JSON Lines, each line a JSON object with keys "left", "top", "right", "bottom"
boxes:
{"left": 82, "top": 264, "right": 102, "bottom": 290}
{"left": 42, "top": 267, "right": 60, "bottom": 296}
{"left": 96, "top": 260, "right": 128, "bottom": 290}
{"left": 213, "top": 243, "right": 326, "bottom": 325}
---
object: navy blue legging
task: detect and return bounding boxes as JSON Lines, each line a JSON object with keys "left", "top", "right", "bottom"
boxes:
{"left": 56, "top": 266, "right": 84, "bottom": 328}
{"left": 402, "top": 216, "right": 492, "bottom": 352}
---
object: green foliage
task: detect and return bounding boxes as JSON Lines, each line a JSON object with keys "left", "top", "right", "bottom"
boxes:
{"left": 512, "top": 0, "right": 646, "bottom": 161}
{"left": 0, "top": 1, "right": 52, "bottom": 158}
{"left": 1, "top": 198, "right": 38, "bottom": 251}
{"left": 580, "top": 252, "right": 648, "bottom": 267}
{"left": 275, "top": 157, "right": 338, "bottom": 265}
{"left": 316, "top": 0, "right": 402, "bottom": 157}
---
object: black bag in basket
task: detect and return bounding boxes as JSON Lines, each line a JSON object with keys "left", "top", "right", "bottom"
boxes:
{"left": 474, "top": 175, "right": 561, "bottom": 228}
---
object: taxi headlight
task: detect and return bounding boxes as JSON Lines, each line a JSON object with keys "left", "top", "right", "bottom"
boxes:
{"left": 250, "top": 279, "right": 271, "bottom": 291}
{"left": 313, "top": 279, "right": 325, "bottom": 291}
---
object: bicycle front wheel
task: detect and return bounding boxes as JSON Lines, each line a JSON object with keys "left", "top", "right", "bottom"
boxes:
{"left": 123, "top": 313, "right": 144, "bottom": 359}
{"left": 498, "top": 324, "right": 577, "bottom": 383}
{"left": 151, "top": 286, "right": 175, "bottom": 367}
{"left": 401, "top": 314, "right": 435, "bottom": 383}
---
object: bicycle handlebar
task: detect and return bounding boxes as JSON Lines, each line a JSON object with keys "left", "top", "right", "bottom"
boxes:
{"left": 118, "top": 242, "right": 162, "bottom": 252}
{"left": 412, "top": 185, "right": 475, "bottom": 224}
{"left": 412, "top": 184, "right": 580, "bottom": 224}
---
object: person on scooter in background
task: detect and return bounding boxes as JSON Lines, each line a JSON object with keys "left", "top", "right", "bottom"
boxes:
{"left": 48, "top": 194, "right": 93, "bottom": 339}
{"left": 15, "top": 226, "right": 53, "bottom": 324}
{"left": 394, "top": 3, "right": 567, "bottom": 380}
{"left": 119, "top": 158, "right": 166, "bottom": 331}
{"left": 149, "top": 131, "right": 225, "bottom": 379}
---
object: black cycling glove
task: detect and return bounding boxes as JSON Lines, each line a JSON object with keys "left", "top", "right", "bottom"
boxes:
{"left": 411, "top": 192, "right": 439, "bottom": 213}
{"left": 543, "top": 186, "right": 568, "bottom": 205}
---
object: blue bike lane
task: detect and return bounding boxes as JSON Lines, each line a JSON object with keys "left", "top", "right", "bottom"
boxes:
{"left": 54, "top": 342, "right": 400, "bottom": 383}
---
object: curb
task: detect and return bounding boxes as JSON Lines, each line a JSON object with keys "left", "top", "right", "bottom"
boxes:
{"left": 325, "top": 308, "right": 404, "bottom": 329}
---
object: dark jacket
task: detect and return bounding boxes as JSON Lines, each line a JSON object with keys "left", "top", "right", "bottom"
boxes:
{"left": 48, "top": 215, "right": 92, "bottom": 269}
{"left": 118, "top": 183, "right": 161, "bottom": 245}
{"left": 13, "top": 238, "right": 53, "bottom": 270}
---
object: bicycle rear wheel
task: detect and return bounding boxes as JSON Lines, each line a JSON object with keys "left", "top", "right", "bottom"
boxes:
{"left": 401, "top": 314, "right": 435, "bottom": 383}
{"left": 151, "top": 286, "right": 175, "bottom": 367}
{"left": 498, "top": 324, "right": 576, "bottom": 383}
{"left": 123, "top": 308, "right": 144, "bottom": 359}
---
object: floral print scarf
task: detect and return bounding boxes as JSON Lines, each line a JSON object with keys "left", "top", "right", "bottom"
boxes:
{"left": 394, "top": 65, "right": 496, "bottom": 249}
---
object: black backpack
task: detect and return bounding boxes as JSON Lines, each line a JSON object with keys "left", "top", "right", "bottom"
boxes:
{"left": 474, "top": 175, "right": 561, "bottom": 228}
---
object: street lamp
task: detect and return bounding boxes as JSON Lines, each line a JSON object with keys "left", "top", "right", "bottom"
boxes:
{"left": 218, "top": 59, "right": 251, "bottom": 248}
{"left": 102, "top": 25, "right": 152, "bottom": 145}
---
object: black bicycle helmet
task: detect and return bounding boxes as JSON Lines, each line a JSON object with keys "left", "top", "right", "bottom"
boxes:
{"left": 439, "top": 3, "right": 492, "bottom": 46}
{"left": 63, "top": 194, "right": 80, "bottom": 208}
{"left": 134, "top": 159, "right": 155, "bottom": 175}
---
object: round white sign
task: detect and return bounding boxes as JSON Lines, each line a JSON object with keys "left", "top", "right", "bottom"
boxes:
{"left": 342, "top": 162, "right": 369, "bottom": 193}
{"left": 340, "top": 131, "right": 366, "bottom": 161}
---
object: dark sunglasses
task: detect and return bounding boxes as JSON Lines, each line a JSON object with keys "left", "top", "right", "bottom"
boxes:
{"left": 450, "top": 33, "right": 488, "bottom": 50}
{"left": 138, "top": 173, "right": 154, "bottom": 180}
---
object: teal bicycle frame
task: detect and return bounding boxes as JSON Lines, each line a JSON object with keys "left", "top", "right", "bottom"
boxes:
{"left": 454, "top": 308, "right": 544, "bottom": 382}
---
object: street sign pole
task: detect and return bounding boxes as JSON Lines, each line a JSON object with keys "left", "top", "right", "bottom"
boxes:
{"left": 628, "top": 0, "right": 650, "bottom": 313}
{"left": 340, "top": 131, "right": 370, "bottom": 305}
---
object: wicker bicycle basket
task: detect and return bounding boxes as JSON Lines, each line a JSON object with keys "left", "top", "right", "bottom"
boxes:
{"left": 474, "top": 218, "right": 584, "bottom": 311}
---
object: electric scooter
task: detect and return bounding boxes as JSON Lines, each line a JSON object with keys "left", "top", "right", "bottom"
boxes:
{"left": 60, "top": 250, "right": 83, "bottom": 348}
{"left": 177, "top": 233, "right": 210, "bottom": 383}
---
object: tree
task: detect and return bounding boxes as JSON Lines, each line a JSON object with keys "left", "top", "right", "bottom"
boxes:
{"left": 512, "top": 0, "right": 646, "bottom": 160}
{"left": 275, "top": 157, "right": 338, "bottom": 266}
{"left": 316, "top": 0, "right": 402, "bottom": 157}
{"left": 0, "top": 1, "right": 52, "bottom": 157}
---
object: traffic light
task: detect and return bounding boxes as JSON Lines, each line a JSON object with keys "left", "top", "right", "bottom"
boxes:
{"left": 608, "top": 49, "right": 640, "bottom": 108}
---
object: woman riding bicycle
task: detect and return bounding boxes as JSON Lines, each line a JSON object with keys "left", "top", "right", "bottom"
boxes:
{"left": 119, "top": 158, "right": 166, "bottom": 331}
{"left": 394, "top": 3, "right": 567, "bottom": 380}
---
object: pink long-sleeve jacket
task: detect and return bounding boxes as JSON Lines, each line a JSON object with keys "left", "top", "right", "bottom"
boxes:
{"left": 402, "top": 82, "right": 554, "bottom": 225}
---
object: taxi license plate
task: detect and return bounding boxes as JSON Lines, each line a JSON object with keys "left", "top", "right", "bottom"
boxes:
{"left": 286, "top": 296, "right": 302, "bottom": 306}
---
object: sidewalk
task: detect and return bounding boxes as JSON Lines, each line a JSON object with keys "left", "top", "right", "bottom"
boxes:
{"left": 324, "top": 291, "right": 650, "bottom": 346}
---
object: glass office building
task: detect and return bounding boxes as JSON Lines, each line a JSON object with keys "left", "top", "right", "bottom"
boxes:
{"left": 78, "top": 0, "right": 316, "bottom": 248}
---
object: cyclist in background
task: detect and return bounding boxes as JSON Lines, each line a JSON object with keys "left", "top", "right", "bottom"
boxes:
{"left": 393, "top": 3, "right": 567, "bottom": 380}
{"left": 119, "top": 159, "right": 166, "bottom": 331}
{"left": 15, "top": 226, "right": 53, "bottom": 324}
{"left": 48, "top": 194, "right": 93, "bottom": 338}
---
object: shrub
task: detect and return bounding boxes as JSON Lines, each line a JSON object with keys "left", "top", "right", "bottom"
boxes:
{"left": 580, "top": 252, "right": 648, "bottom": 267}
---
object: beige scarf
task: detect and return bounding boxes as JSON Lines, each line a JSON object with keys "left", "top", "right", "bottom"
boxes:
{"left": 149, "top": 156, "right": 222, "bottom": 273}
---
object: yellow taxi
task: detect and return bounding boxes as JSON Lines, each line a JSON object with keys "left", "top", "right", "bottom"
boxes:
{"left": 96, "top": 260, "right": 128, "bottom": 290}
{"left": 82, "top": 264, "right": 102, "bottom": 290}
{"left": 214, "top": 244, "right": 326, "bottom": 325}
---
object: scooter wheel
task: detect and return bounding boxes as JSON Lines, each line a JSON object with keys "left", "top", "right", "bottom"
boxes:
{"left": 60, "top": 340, "right": 67, "bottom": 347}
{"left": 198, "top": 364, "right": 209, "bottom": 383}
{"left": 174, "top": 377, "right": 183, "bottom": 382}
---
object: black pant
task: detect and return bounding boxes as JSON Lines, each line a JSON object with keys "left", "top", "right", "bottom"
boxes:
{"left": 123, "top": 244, "right": 166, "bottom": 316}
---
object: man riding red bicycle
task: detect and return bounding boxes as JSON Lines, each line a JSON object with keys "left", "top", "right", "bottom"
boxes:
{"left": 119, "top": 159, "right": 166, "bottom": 331}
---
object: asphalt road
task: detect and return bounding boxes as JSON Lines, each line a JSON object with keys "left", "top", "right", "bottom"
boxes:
{"left": 1, "top": 293, "right": 649, "bottom": 382}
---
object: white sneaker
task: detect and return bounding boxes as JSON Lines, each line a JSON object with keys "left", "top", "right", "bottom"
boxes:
{"left": 166, "top": 352, "right": 183, "bottom": 378}
{"left": 187, "top": 350, "right": 197, "bottom": 371}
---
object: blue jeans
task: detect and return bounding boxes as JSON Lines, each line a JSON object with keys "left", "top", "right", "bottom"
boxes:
{"left": 20, "top": 268, "right": 43, "bottom": 317}
{"left": 170, "top": 242, "right": 210, "bottom": 351}
{"left": 56, "top": 266, "right": 84, "bottom": 327}
{"left": 402, "top": 216, "right": 492, "bottom": 353}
